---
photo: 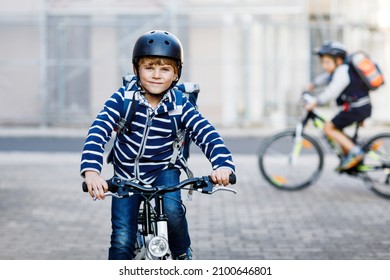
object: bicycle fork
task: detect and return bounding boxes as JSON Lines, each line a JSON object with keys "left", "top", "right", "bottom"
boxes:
{"left": 290, "top": 123, "right": 304, "bottom": 165}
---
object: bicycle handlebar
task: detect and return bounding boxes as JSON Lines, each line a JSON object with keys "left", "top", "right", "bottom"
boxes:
{"left": 82, "top": 173, "right": 237, "bottom": 198}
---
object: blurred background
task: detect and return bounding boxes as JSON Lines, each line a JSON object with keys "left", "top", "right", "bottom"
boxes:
{"left": 0, "top": 0, "right": 389, "bottom": 130}
{"left": 1, "top": 0, "right": 390, "bottom": 261}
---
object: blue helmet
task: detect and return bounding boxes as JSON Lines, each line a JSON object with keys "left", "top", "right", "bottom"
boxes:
{"left": 132, "top": 30, "right": 184, "bottom": 79}
{"left": 314, "top": 41, "right": 347, "bottom": 60}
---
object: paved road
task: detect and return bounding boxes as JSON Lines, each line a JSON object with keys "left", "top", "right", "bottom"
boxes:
{"left": 1, "top": 150, "right": 390, "bottom": 260}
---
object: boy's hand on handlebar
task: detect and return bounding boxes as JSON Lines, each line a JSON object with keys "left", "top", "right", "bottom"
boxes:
{"left": 302, "top": 92, "right": 317, "bottom": 111}
{"left": 305, "top": 83, "right": 315, "bottom": 93}
{"left": 210, "top": 168, "right": 232, "bottom": 186}
{"left": 84, "top": 171, "right": 108, "bottom": 200}
{"left": 305, "top": 100, "right": 317, "bottom": 111}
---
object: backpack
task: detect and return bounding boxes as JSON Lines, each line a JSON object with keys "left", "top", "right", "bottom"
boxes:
{"left": 347, "top": 51, "right": 384, "bottom": 91}
{"left": 107, "top": 74, "right": 200, "bottom": 179}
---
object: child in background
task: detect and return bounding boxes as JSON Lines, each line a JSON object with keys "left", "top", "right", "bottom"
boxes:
{"left": 304, "top": 41, "right": 371, "bottom": 170}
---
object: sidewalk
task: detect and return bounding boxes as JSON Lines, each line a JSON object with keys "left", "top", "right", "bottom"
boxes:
{"left": 1, "top": 152, "right": 390, "bottom": 260}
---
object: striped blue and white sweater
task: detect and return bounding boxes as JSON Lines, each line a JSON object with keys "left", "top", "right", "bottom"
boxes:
{"left": 80, "top": 84, "right": 235, "bottom": 184}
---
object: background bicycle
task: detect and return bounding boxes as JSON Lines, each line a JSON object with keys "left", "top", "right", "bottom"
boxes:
{"left": 257, "top": 94, "right": 390, "bottom": 199}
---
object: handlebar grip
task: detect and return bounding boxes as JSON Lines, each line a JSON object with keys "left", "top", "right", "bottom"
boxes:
{"left": 82, "top": 179, "right": 114, "bottom": 193}
{"left": 207, "top": 173, "right": 237, "bottom": 185}
{"left": 82, "top": 182, "right": 88, "bottom": 192}
{"left": 229, "top": 173, "right": 237, "bottom": 185}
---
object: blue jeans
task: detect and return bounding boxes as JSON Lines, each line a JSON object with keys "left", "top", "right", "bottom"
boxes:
{"left": 108, "top": 168, "right": 191, "bottom": 259}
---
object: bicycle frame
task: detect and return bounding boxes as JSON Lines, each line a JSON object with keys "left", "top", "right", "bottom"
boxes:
{"left": 295, "top": 108, "right": 390, "bottom": 174}
{"left": 296, "top": 109, "right": 361, "bottom": 161}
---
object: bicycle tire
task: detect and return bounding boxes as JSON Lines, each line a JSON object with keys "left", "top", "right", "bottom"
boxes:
{"left": 360, "top": 133, "right": 390, "bottom": 199}
{"left": 258, "top": 130, "right": 324, "bottom": 191}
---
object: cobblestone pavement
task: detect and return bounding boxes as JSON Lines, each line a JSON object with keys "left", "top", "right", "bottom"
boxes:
{"left": 1, "top": 151, "right": 390, "bottom": 260}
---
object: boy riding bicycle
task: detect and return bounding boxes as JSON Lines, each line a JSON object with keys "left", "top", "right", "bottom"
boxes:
{"left": 304, "top": 41, "right": 372, "bottom": 171}
{"left": 80, "top": 30, "right": 235, "bottom": 260}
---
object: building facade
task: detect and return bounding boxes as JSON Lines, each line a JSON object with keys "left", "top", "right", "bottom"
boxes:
{"left": 0, "top": 0, "right": 389, "bottom": 128}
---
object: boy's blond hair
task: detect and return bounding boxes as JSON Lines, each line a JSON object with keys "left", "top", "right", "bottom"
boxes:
{"left": 138, "top": 56, "right": 179, "bottom": 75}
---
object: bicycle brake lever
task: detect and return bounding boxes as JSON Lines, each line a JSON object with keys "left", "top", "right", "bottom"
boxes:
{"left": 104, "top": 191, "right": 124, "bottom": 199}
{"left": 92, "top": 191, "right": 124, "bottom": 201}
{"left": 210, "top": 186, "right": 237, "bottom": 194}
{"left": 194, "top": 186, "right": 237, "bottom": 195}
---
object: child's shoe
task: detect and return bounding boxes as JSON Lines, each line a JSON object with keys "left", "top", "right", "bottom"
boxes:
{"left": 339, "top": 146, "right": 364, "bottom": 171}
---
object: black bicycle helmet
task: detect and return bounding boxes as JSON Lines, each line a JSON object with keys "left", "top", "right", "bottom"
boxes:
{"left": 132, "top": 30, "right": 184, "bottom": 80}
{"left": 314, "top": 41, "right": 347, "bottom": 60}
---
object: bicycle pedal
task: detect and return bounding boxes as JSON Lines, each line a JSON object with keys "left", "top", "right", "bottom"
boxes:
{"left": 336, "top": 165, "right": 360, "bottom": 175}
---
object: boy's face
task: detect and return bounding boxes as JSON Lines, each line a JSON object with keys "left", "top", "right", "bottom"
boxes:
{"left": 137, "top": 57, "right": 178, "bottom": 95}
{"left": 320, "top": 55, "right": 337, "bottom": 73}
{"left": 320, "top": 55, "right": 343, "bottom": 74}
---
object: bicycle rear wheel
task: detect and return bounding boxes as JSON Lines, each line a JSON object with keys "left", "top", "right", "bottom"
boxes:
{"left": 360, "top": 133, "right": 390, "bottom": 199}
{"left": 258, "top": 130, "right": 324, "bottom": 191}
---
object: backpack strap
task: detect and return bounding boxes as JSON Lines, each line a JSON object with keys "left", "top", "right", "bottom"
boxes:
{"left": 116, "top": 93, "right": 137, "bottom": 135}
{"left": 168, "top": 89, "right": 184, "bottom": 168}
{"left": 170, "top": 84, "right": 199, "bottom": 201}
{"left": 167, "top": 89, "right": 194, "bottom": 200}
{"left": 169, "top": 89, "right": 183, "bottom": 136}
{"left": 116, "top": 75, "right": 139, "bottom": 135}
{"left": 107, "top": 76, "right": 138, "bottom": 164}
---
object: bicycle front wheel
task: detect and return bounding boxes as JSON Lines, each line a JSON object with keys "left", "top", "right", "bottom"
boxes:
{"left": 258, "top": 130, "right": 324, "bottom": 191}
{"left": 360, "top": 133, "right": 390, "bottom": 199}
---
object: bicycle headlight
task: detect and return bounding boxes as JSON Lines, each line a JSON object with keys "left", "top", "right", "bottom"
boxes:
{"left": 148, "top": 236, "right": 169, "bottom": 257}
